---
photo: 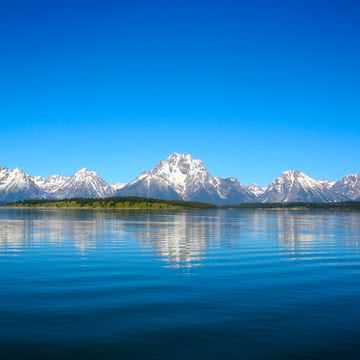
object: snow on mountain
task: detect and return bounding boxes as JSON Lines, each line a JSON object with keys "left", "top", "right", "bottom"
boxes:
{"left": 0, "top": 159, "right": 358, "bottom": 204}
{"left": 32, "top": 175, "right": 70, "bottom": 194}
{"left": 246, "top": 183, "right": 265, "bottom": 197}
{"left": 31, "top": 176, "right": 45, "bottom": 187}
{"left": 332, "top": 174, "right": 360, "bottom": 201}
{"left": 319, "top": 179, "right": 335, "bottom": 190}
{"left": 0, "top": 166, "right": 114, "bottom": 201}
{"left": 118, "top": 153, "right": 256, "bottom": 204}
{"left": 0, "top": 167, "right": 44, "bottom": 202}
{"left": 111, "top": 183, "right": 126, "bottom": 192}
{"left": 260, "top": 170, "right": 342, "bottom": 203}
{"left": 52, "top": 168, "right": 113, "bottom": 199}
{"left": 117, "top": 153, "right": 200, "bottom": 201}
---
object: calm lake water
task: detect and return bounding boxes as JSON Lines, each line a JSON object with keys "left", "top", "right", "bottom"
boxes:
{"left": 0, "top": 208, "right": 360, "bottom": 359}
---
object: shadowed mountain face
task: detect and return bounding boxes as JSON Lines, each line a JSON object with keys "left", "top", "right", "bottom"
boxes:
{"left": 332, "top": 174, "right": 360, "bottom": 201}
{"left": 0, "top": 154, "right": 359, "bottom": 204}
{"left": 117, "top": 153, "right": 256, "bottom": 205}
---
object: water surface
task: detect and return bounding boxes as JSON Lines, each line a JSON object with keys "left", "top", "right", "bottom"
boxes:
{"left": 0, "top": 208, "right": 360, "bottom": 359}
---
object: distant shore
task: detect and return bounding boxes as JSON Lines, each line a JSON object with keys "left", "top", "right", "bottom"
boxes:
{"left": 3, "top": 197, "right": 216, "bottom": 210}
{"left": 2, "top": 197, "right": 360, "bottom": 211}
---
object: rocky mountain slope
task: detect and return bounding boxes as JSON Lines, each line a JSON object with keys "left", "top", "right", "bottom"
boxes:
{"left": 260, "top": 170, "right": 346, "bottom": 203}
{"left": 0, "top": 155, "right": 358, "bottom": 204}
{"left": 246, "top": 183, "right": 265, "bottom": 197}
{"left": 51, "top": 168, "right": 113, "bottom": 199}
{"left": 0, "top": 167, "right": 44, "bottom": 202}
{"left": 332, "top": 174, "right": 360, "bottom": 201}
{"left": 32, "top": 175, "right": 70, "bottom": 195}
{"left": 117, "top": 153, "right": 256, "bottom": 204}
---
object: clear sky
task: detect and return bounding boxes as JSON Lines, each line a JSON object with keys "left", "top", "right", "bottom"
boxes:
{"left": 1, "top": 0, "right": 359, "bottom": 186}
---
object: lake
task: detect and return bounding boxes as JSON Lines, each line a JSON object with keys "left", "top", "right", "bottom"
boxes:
{"left": 0, "top": 208, "right": 360, "bottom": 359}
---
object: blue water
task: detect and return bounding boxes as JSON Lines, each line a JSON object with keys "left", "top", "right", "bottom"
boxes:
{"left": 0, "top": 208, "right": 360, "bottom": 359}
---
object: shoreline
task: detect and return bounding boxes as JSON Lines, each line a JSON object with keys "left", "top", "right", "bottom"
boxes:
{"left": 2, "top": 206, "right": 360, "bottom": 212}
{"left": 1, "top": 198, "right": 359, "bottom": 211}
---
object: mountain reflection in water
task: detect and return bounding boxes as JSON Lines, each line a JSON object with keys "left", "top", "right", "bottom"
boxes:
{"left": 0, "top": 209, "right": 359, "bottom": 267}
{"left": 1, "top": 208, "right": 360, "bottom": 359}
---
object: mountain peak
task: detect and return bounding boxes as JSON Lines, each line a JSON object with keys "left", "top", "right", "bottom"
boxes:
{"left": 54, "top": 168, "right": 111, "bottom": 199}
{"left": 12, "top": 168, "right": 27, "bottom": 176}
{"left": 111, "top": 183, "right": 126, "bottom": 191}
{"left": 342, "top": 173, "right": 360, "bottom": 181}
{"left": 280, "top": 170, "right": 304, "bottom": 177}
{"left": 226, "top": 176, "right": 239, "bottom": 182}
{"left": 163, "top": 153, "right": 204, "bottom": 171}
{"left": 246, "top": 183, "right": 265, "bottom": 197}
{"left": 332, "top": 173, "right": 360, "bottom": 200}
{"left": 147, "top": 153, "right": 209, "bottom": 197}
{"left": 75, "top": 168, "right": 98, "bottom": 177}
{"left": 167, "top": 152, "right": 193, "bottom": 161}
{"left": 119, "top": 153, "right": 255, "bottom": 204}
{"left": 261, "top": 170, "right": 336, "bottom": 203}
{"left": 0, "top": 166, "right": 43, "bottom": 202}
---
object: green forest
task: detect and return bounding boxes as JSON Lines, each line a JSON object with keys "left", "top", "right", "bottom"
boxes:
{"left": 7, "top": 196, "right": 217, "bottom": 210}
{"left": 4, "top": 197, "right": 360, "bottom": 210}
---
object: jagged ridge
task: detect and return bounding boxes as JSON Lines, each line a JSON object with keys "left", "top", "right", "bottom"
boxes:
{"left": 0, "top": 154, "right": 359, "bottom": 204}
{"left": 117, "top": 153, "right": 256, "bottom": 204}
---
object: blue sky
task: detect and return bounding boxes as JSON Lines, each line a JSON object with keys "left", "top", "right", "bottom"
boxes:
{"left": 1, "top": 0, "right": 359, "bottom": 186}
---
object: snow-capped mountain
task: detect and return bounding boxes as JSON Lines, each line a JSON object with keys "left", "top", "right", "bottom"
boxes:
{"left": 246, "top": 183, "right": 265, "bottom": 197}
{"left": 0, "top": 157, "right": 358, "bottom": 204}
{"left": 51, "top": 168, "right": 113, "bottom": 199}
{"left": 0, "top": 167, "right": 44, "bottom": 202}
{"left": 32, "top": 175, "right": 70, "bottom": 194}
{"left": 332, "top": 174, "right": 360, "bottom": 201}
{"left": 118, "top": 153, "right": 256, "bottom": 204}
{"left": 260, "top": 170, "right": 345, "bottom": 203}
{"left": 0, "top": 166, "right": 119, "bottom": 202}
{"left": 111, "top": 183, "right": 126, "bottom": 192}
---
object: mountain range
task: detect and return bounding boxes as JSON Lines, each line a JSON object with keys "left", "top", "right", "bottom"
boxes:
{"left": 0, "top": 153, "right": 359, "bottom": 204}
